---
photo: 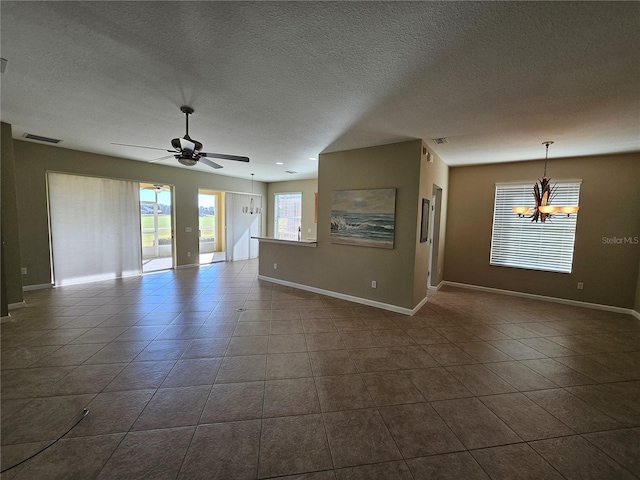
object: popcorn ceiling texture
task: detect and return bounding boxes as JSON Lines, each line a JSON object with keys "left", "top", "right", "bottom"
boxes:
{"left": 1, "top": 2, "right": 638, "bottom": 181}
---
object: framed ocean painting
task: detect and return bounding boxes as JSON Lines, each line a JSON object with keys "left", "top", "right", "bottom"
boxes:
{"left": 330, "top": 188, "right": 396, "bottom": 249}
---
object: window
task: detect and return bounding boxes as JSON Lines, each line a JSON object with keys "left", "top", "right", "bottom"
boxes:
{"left": 490, "top": 181, "right": 581, "bottom": 273}
{"left": 274, "top": 192, "right": 302, "bottom": 240}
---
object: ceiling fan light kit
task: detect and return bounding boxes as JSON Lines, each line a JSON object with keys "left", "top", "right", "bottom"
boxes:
{"left": 511, "top": 141, "right": 580, "bottom": 222}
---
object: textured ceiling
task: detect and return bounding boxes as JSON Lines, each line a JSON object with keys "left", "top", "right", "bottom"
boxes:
{"left": 1, "top": 2, "right": 638, "bottom": 182}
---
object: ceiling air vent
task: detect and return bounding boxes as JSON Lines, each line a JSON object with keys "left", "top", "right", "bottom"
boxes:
{"left": 23, "top": 133, "right": 62, "bottom": 144}
{"left": 285, "top": 170, "right": 298, "bottom": 175}
{"left": 433, "top": 137, "right": 448, "bottom": 144}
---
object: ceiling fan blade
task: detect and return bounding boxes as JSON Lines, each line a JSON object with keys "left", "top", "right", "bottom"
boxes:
{"left": 199, "top": 158, "right": 223, "bottom": 169}
{"left": 149, "top": 154, "right": 176, "bottom": 163}
{"left": 111, "top": 142, "right": 171, "bottom": 152}
{"left": 200, "top": 152, "right": 250, "bottom": 163}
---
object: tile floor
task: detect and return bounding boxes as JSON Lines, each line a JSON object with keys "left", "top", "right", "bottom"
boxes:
{"left": 1, "top": 259, "right": 639, "bottom": 479}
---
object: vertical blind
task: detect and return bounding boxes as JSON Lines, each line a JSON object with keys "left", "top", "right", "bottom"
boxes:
{"left": 225, "top": 192, "right": 260, "bottom": 261}
{"left": 490, "top": 181, "right": 581, "bottom": 273}
{"left": 48, "top": 173, "right": 142, "bottom": 285}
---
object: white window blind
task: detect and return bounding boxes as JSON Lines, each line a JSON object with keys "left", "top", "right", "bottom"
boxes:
{"left": 490, "top": 181, "right": 581, "bottom": 274}
{"left": 48, "top": 172, "right": 142, "bottom": 285}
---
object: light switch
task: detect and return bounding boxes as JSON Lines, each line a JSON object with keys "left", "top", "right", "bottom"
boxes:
{"left": 185, "top": 227, "right": 192, "bottom": 233}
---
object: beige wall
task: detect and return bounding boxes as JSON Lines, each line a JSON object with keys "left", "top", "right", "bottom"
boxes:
{"left": 635, "top": 258, "right": 640, "bottom": 314}
{"left": 259, "top": 140, "right": 438, "bottom": 310}
{"left": 11, "top": 138, "right": 266, "bottom": 288}
{"left": 267, "top": 179, "right": 318, "bottom": 239}
{"left": 444, "top": 152, "right": 640, "bottom": 309}
{"left": 1, "top": 123, "right": 24, "bottom": 305}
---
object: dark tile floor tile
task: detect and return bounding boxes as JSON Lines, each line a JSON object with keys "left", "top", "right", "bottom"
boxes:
{"left": 309, "top": 350, "right": 358, "bottom": 376}
{"left": 33, "top": 343, "right": 106, "bottom": 367}
{"left": 104, "top": 360, "right": 175, "bottom": 391}
{"left": 488, "top": 339, "right": 547, "bottom": 360}
{"left": 518, "top": 358, "right": 594, "bottom": 387}
{"left": 1, "top": 394, "right": 95, "bottom": 445}
{"left": 7, "top": 433, "right": 124, "bottom": 480}
{"left": 267, "top": 352, "right": 313, "bottom": 379}
{"left": 215, "top": 355, "right": 266, "bottom": 383}
{"left": 259, "top": 414, "right": 333, "bottom": 478}
{"left": 268, "top": 334, "right": 308, "bottom": 353}
{"left": 132, "top": 385, "right": 210, "bottom": 430}
{"left": 323, "top": 408, "right": 401, "bottom": 468}
{"left": 84, "top": 341, "right": 149, "bottom": 364}
{"left": 405, "top": 327, "right": 447, "bottom": 344}
{"left": 423, "top": 344, "right": 477, "bottom": 366}
{"left": 335, "top": 460, "right": 413, "bottom": 480}
{"left": 200, "top": 381, "right": 264, "bottom": 423}
{"left": 565, "top": 384, "right": 640, "bottom": 426}
{"left": 519, "top": 337, "right": 577, "bottom": 357}
{"left": 530, "top": 435, "right": 637, "bottom": 480}
{"left": 479, "top": 392, "right": 574, "bottom": 441}
{"left": 471, "top": 443, "right": 564, "bottom": 480}
{"left": 388, "top": 345, "right": 438, "bottom": 369}
{"left": 181, "top": 337, "right": 229, "bottom": 358}
{"left": 379, "top": 402, "right": 464, "bottom": 457}
{"left": 524, "top": 388, "right": 622, "bottom": 433}
{"left": 484, "top": 361, "right": 558, "bottom": 391}
{"left": 404, "top": 367, "right": 472, "bottom": 401}
{"left": 431, "top": 397, "right": 521, "bottom": 449}
{"left": 348, "top": 347, "right": 399, "bottom": 372}
{"left": 361, "top": 371, "right": 425, "bottom": 406}
{"left": 135, "top": 339, "right": 191, "bottom": 361}
{"left": 178, "top": 420, "right": 261, "bottom": 480}
{"left": 226, "top": 335, "right": 269, "bottom": 356}
{"left": 67, "top": 389, "right": 155, "bottom": 437}
{"left": 455, "top": 341, "right": 514, "bottom": 362}
{"left": 314, "top": 374, "right": 375, "bottom": 411}
{"left": 161, "top": 357, "right": 222, "bottom": 387}
{"left": 406, "top": 451, "right": 490, "bottom": 480}
{"left": 49, "top": 363, "right": 126, "bottom": 395}
{"left": 445, "top": 364, "right": 518, "bottom": 396}
{"left": 264, "top": 377, "right": 320, "bottom": 417}
{"left": 96, "top": 426, "right": 194, "bottom": 480}
{"left": 582, "top": 428, "right": 640, "bottom": 476}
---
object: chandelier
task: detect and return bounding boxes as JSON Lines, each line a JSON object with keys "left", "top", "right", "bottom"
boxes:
{"left": 242, "top": 173, "right": 262, "bottom": 215}
{"left": 511, "top": 141, "right": 579, "bottom": 223}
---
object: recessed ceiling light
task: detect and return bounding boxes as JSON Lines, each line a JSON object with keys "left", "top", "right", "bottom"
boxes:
{"left": 276, "top": 162, "right": 283, "bottom": 165}
{"left": 309, "top": 157, "right": 317, "bottom": 161}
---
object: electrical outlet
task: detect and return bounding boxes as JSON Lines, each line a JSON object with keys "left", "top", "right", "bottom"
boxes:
{"left": 577, "top": 282, "right": 584, "bottom": 290}
{"left": 21, "top": 267, "right": 27, "bottom": 275}
{"left": 308, "top": 228, "right": 311, "bottom": 233}
{"left": 274, "top": 263, "right": 278, "bottom": 270}
{"left": 187, "top": 252, "right": 191, "bottom": 257}
{"left": 371, "top": 280, "right": 377, "bottom": 288}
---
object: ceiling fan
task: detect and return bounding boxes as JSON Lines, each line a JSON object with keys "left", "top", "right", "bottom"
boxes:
{"left": 112, "top": 106, "right": 249, "bottom": 170}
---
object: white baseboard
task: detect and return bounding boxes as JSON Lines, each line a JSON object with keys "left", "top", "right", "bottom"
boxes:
{"left": 428, "top": 281, "right": 444, "bottom": 291}
{"left": 8, "top": 301, "right": 26, "bottom": 310}
{"left": 1, "top": 315, "right": 12, "bottom": 322}
{"left": 23, "top": 283, "right": 53, "bottom": 292}
{"left": 442, "top": 281, "right": 638, "bottom": 317}
{"left": 258, "top": 275, "right": 427, "bottom": 316}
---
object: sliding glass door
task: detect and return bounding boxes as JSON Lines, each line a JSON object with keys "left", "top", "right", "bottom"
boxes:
{"left": 139, "top": 184, "right": 174, "bottom": 272}
{"left": 198, "top": 189, "right": 225, "bottom": 264}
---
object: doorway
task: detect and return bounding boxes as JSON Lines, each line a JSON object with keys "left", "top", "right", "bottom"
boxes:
{"left": 198, "top": 189, "right": 226, "bottom": 264}
{"left": 140, "top": 183, "right": 174, "bottom": 272}
{"left": 428, "top": 185, "right": 443, "bottom": 289}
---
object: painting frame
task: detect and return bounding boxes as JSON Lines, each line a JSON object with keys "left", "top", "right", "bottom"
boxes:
{"left": 420, "top": 198, "right": 430, "bottom": 243}
{"left": 330, "top": 188, "right": 396, "bottom": 249}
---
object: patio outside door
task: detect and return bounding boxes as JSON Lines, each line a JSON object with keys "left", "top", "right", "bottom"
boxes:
{"left": 140, "top": 183, "right": 174, "bottom": 272}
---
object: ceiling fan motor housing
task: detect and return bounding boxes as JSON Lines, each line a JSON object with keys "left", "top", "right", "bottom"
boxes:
{"left": 177, "top": 156, "right": 198, "bottom": 167}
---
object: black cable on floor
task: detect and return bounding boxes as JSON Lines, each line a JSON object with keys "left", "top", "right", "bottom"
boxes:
{"left": 1, "top": 408, "right": 89, "bottom": 474}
